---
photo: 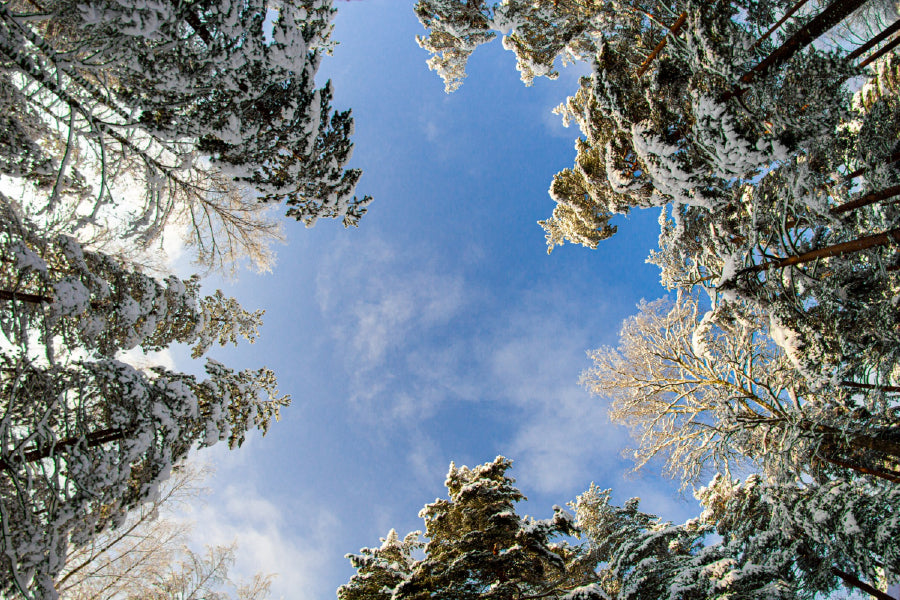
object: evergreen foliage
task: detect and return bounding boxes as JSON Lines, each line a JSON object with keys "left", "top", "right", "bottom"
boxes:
{"left": 0, "top": 199, "right": 263, "bottom": 361}
{"left": 410, "top": 6, "right": 900, "bottom": 597}
{"left": 415, "top": 0, "right": 900, "bottom": 390}
{"left": 341, "top": 457, "right": 595, "bottom": 600}
{"left": 0, "top": 354, "right": 288, "bottom": 598}
{"left": 341, "top": 458, "right": 900, "bottom": 599}
{"left": 1, "top": 0, "right": 370, "bottom": 271}
{"left": 0, "top": 197, "right": 287, "bottom": 598}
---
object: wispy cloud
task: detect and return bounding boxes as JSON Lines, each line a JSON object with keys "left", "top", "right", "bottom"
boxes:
{"left": 480, "top": 292, "right": 631, "bottom": 495}
{"left": 180, "top": 478, "right": 340, "bottom": 600}
{"left": 314, "top": 233, "right": 648, "bottom": 500}
{"left": 315, "top": 236, "right": 470, "bottom": 416}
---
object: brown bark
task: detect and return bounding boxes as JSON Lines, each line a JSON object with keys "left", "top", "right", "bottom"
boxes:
{"left": 810, "top": 420, "right": 900, "bottom": 461}
{"left": 842, "top": 151, "right": 900, "bottom": 181}
{"left": 738, "top": 228, "right": 900, "bottom": 274}
{"left": 831, "top": 566, "right": 896, "bottom": 600}
{"left": 636, "top": 12, "right": 688, "bottom": 77}
{"left": 831, "top": 185, "right": 900, "bottom": 214}
{"left": 0, "top": 288, "right": 108, "bottom": 310}
{"left": 183, "top": 11, "right": 212, "bottom": 45}
{"left": 721, "top": 0, "right": 871, "bottom": 101}
{"left": 847, "top": 19, "right": 900, "bottom": 61}
{"left": 821, "top": 453, "right": 900, "bottom": 483}
{"left": 859, "top": 33, "right": 900, "bottom": 68}
{"left": 0, "top": 428, "right": 125, "bottom": 471}
{"left": 842, "top": 380, "right": 900, "bottom": 393}
{"left": 0, "top": 289, "right": 51, "bottom": 304}
{"left": 751, "top": 0, "right": 812, "bottom": 50}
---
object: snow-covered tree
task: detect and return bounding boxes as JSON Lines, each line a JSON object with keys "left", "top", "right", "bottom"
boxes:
{"left": 414, "top": 1, "right": 900, "bottom": 393}
{"left": 582, "top": 294, "right": 900, "bottom": 486}
{"left": 571, "top": 484, "right": 800, "bottom": 599}
{"left": 0, "top": 0, "right": 370, "bottom": 271}
{"left": 0, "top": 198, "right": 263, "bottom": 361}
{"left": 0, "top": 354, "right": 289, "bottom": 599}
{"left": 56, "top": 464, "right": 274, "bottom": 600}
{"left": 572, "top": 473, "right": 900, "bottom": 599}
{"left": 698, "top": 473, "right": 900, "bottom": 599}
{"left": 415, "top": 0, "right": 695, "bottom": 89}
{"left": 338, "top": 530, "right": 423, "bottom": 600}
{"left": 0, "top": 197, "right": 288, "bottom": 599}
{"left": 341, "top": 457, "right": 595, "bottom": 600}
{"left": 414, "top": 0, "right": 498, "bottom": 92}
{"left": 571, "top": 474, "right": 900, "bottom": 599}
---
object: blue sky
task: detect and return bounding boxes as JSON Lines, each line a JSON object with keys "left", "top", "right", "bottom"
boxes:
{"left": 173, "top": 2, "right": 703, "bottom": 598}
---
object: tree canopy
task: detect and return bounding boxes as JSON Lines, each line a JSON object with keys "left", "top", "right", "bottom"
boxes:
{"left": 2, "top": 0, "right": 371, "bottom": 272}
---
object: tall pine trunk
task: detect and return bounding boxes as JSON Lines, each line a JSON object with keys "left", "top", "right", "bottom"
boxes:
{"left": 721, "top": 0, "right": 871, "bottom": 100}
{"left": 859, "top": 33, "right": 900, "bottom": 68}
{"left": 805, "top": 420, "right": 900, "bottom": 460}
{"left": 0, "top": 427, "right": 125, "bottom": 469}
{"left": 751, "top": 0, "right": 812, "bottom": 50}
{"left": 846, "top": 19, "right": 900, "bottom": 61}
{"left": 832, "top": 566, "right": 896, "bottom": 600}
{"left": 831, "top": 185, "right": 900, "bottom": 214}
{"left": 0, "top": 289, "right": 51, "bottom": 304}
{"left": 739, "top": 228, "right": 900, "bottom": 274}
{"left": 636, "top": 12, "right": 687, "bottom": 77}
{"left": 821, "top": 453, "right": 900, "bottom": 483}
{"left": 842, "top": 380, "right": 900, "bottom": 393}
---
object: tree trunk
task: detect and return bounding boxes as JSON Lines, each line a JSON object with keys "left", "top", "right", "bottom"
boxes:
{"left": 636, "top": 12, "right": 687, "bottom": 77}
{"left": 751, "top": 0, "right": 812, "bottom": 50}
{"left": 183, "top": 11, "right": 213, "bottom": 45}
{"left": 721, "top": 0, "right": 871, "bottom": 101}
{"left": 831, "top": 185, "right": 900, "bottom": 214}
{"left": 0, "top": 427, "right": 125, "bottom": 470}
{"left": 809, "top": 420, "right": 900, "bottom": 461}
{"left": 739, "top": 228, "right": 900, "bottom": 274}
{"left": 832, "top": 566, "right": 896, "bottom": 600}
{"left": 842, "top": 380, "right": 900, "bottom": 393}
{"left": 0, "top": 289, "right": 51, "bottom": 304}
{"left": 821, "top": 453, "right": 900, "bottom": 483}
{"left": 846, "top": 19, "right": 900, "bottom": 61}
{"left": 859, "top": 33, "right": 900, "bottom": 68}
{"left": 842, "top": 150, "right": 900, "bottom": 181}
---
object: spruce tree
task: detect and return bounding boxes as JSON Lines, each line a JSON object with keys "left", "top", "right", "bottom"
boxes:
{"left": 341, "top": 457, "right": 593, "bottom": 600}
{"left": 0, "top": 356, "right": 288, "bottom": 599}
{"left": 0, "top": 198, "right": 263, "bottom": 361}
{"left": 1, "top": 0, "right": 370, "bottom": 269}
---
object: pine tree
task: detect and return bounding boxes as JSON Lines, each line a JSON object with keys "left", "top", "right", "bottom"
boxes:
{"left": 0, "top": 355, "right": 288, "bottom": 600}
{"left": 341, "top": 457, "right": 594, "bottom": 600}
{"left": 339, "top": 530, "right": 423, "bottom": 600}
{"left": 0, "top": 0, "right": 370, "bottom": 271}
{"left": 0, "top": 198, "right": 263, "bottom": 361}
{"left": 56, "top": 464, "right": 274, "bottom": 600}
{"left": 571, "top": 484, "right": 800, "bottom": 599}
{"left": 413, "top": 1, "right": 900, "bottom": 393}
{"left": 698, "top": 474, "right": 900, "bottom": 598}
{"left": 0, "top": 198, "right": 288, "bottom": 599}
{"left": 414, "top": 0, "right": 497, "bottom": 92}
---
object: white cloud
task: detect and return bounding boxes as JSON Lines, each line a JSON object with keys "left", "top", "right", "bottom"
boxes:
{"left": 346, "top": 269, "right": 465, "bottom": 367}
{"left": 117, "top": 347, "right": 177, "bottom": 371}
{"left": 406, "top": 431, "right": 445, "bottom": 490}
{"left": 480, "top": 292, "right": 631, "bottom": 495}
{"left": 179, "top": 480, "right": 341, "bottom": 600}
{"left": 508, "top": 387, "right": 628, "bottom": 494}
{"left": 315, "top": 236, "right": 470, "bottom": 420}
{"left": 422, "top": 119, "right": 441, "bottom": 143}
